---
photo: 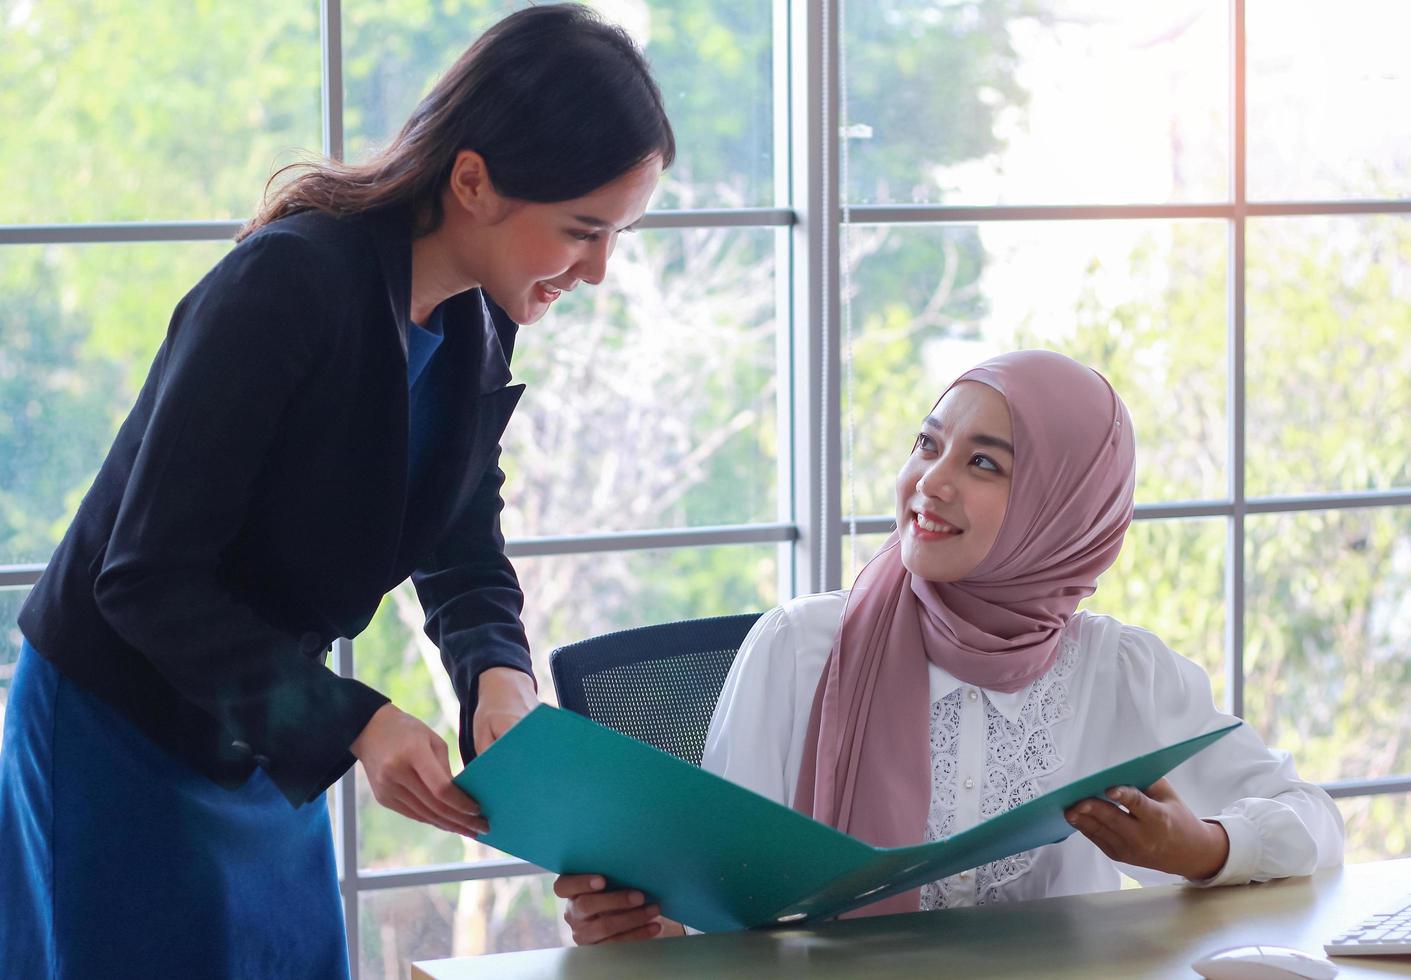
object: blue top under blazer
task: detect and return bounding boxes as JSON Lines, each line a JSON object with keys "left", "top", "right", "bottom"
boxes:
{"left": 19, "top": 206, "right": 532, "bottom": 807}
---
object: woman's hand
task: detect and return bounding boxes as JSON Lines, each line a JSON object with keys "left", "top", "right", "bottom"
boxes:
{"left": 554, "top": 874, "right": 686, "bottom": 944}
{"left": 1065, "top": 777, "right": 1230, "bottom": 880}
{"left": 351, "top": 703, "right": 488, "bottom": 836}
{"left": 472, "top": 666, "right": 539, "bottom": 755}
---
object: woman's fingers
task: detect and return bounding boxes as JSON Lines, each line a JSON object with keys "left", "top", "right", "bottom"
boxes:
{"left": 422, "top": 792, "right": 487, "bottom": 836}
{"left": 422, "top": 733, "right": 482, "bottom": 816}
{"left": 430, "top": 777, "right": 485, "bottom": 828}
{"left": 600, "top": 919, "right": 664, "bottom": 943}
{"left": 556, "top": 878, "right": 665, "bottom": 945}
{"left": 374, "top": 741, "right": 485, "bottom": 835}
{"left": 473, "top": 668, "right": 540, "bottom": 755}
{"left": 1069, "top": 783, "right": 1226, "bottom": 878}
{"left": 414, "top": 768, "right": 487, "bottom": 835}
{"left": 1076, "top": 819, "right": 1125, "bottom": 862}
{"left": 1068, "top": 798, "right": 1132, "bottom": 859}
{"left": 568, "top": 901, "right": 662, "bottom": 945}
{"left": 1108, "top": 784, "right": 1157, "bottom": 819}
{"left": 380, "top": 787, "right": 461, "bottom": 835}
{"left": 1140, "top": 778, "right": 1176, "bottom": 804}
{"left": 406, "top": 753, "right": 487, "bottom": 836}
{"left": 394, "top": 786, "right": 483, "bottom": 836}
{"left": 554, "top": 874, "right": 607, "bottom": 900}
{"left": 356, "top": 705, "right": 485, "bottom": 834}
{"left": 570, "top": 889, "right": 652, "bottom": 921}
{"left": 409, "top": 732, "right": 487, "bottom": 832}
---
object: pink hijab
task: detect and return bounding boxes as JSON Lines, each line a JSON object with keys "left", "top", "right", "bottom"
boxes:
{"left": 792, "top": 350, "right": 1136, "bottom": 917}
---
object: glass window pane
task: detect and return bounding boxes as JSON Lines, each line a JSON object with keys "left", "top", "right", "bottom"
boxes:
{"left": 1244, "top": 508, "right": 1411, "bottom": 785}
{"left": 0, "top": 5, "right": 321, "bottom": 223}
{"left": 0, "top": 589, "right": 31, "bottom": 755}
{"left": 354, "top": 544, "right": 779, "bottom": 869}
{"left": 0, "top": 243, "right": 232, "bottom": 565}
{"left": 1339, "top": 796, "right": 1411, "bottom": 864}
{"left": 1248, "top": 1, "right": 1411, "bottom": 201}
{"left": 340, "top": 0, "right": 515, "bottom": 163}
{"left": 1246, "top": 215, "right": 1411, "bottom": 497}
{"left": 502, "top": 227, "right": 779, "bottom": 536}
{"left": 841, "top": 530, "right": 893, "bottom": 589}
{"left": 844, "top": 1, "right": 1227, "bottom": 205}
{"left": 358, "top": 875, "right": 567, "bottom": 973}
{"left": 843, "top": 220, "right": 1227, "bottom": 519}
{"left": 638, "top": 1, "right": 775, "bottom": 209}
{"left": 1080, "top": 518, "right": 1227, "bottom": 703}
{"left": 342, "top": 1, "right": 773, "bottom": 210}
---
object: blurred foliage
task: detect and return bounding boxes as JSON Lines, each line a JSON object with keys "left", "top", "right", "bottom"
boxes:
{"left": 1, "top": 0, "right": 1407, "bottom": 974}
{"left": 0, "top": 0, "right": 322, "bottom": 224}
{"left": 842, "top": 0, "right": 1042, "bottom": 203}
{"left": 1246, "top": 216, "right": 1411, "bottom": 496}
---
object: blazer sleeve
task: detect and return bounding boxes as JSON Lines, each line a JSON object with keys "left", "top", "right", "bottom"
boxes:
{"left": 93, "top": 230, "right": 389, "bottom": 807}
{"left": 410, "top": 439, "right": 534, "bottom": 767}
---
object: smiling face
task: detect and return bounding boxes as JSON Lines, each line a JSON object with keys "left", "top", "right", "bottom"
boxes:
{"left": 895, "top": 381, "right": 1015, "bottom": 583}
{"left": 440, "top": 152, "right": 663, "bottom": 324}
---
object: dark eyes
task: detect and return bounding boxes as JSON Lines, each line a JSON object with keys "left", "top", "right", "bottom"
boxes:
{"left": 569, "top": 226, "right": 637, "bottom": 243}
{"left": 913, "top": 432, "right": 1002, "bottom": 474}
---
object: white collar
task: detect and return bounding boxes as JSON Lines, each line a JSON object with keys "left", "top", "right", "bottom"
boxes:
{"left": 926, "top": 662, "right": 1031, "bottom": 724}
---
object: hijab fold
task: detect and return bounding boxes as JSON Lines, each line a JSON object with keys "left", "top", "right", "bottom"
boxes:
{"left": 792, "top": 350, "right": 1136, "bottom": 918}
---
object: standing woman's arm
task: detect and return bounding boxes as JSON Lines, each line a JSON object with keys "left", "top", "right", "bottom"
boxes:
{"left": 411, "top": 430, "right": 539, "bottom": 765}
{"left": 92, "top": 230, "right": 390, "bottom": 807}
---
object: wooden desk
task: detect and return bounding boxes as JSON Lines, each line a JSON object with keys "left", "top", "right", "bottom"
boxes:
{"left": 413, "top": 859, "right": 1411, "bottom": 979}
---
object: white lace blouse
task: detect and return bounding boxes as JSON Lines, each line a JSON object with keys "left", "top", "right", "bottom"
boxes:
{"left": 702, "top": 591, "right": 1345, "bottom": 909}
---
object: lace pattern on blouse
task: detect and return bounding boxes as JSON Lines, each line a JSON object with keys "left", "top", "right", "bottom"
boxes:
{"left": 919, "top": 635, "right": 1079, "bottom": 910}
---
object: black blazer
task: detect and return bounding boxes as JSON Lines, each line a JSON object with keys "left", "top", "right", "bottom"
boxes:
{"left": 19, "top": 208, "right": 533, "bottom": 806}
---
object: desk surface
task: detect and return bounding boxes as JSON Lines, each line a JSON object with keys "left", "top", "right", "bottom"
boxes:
{"left": 413, "top": 859, "right": 1411, "bottom": 979}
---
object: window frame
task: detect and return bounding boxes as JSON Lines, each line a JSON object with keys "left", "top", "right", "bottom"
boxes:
{"left": 2, "top": 1, "right": 1410, "bottom": 973}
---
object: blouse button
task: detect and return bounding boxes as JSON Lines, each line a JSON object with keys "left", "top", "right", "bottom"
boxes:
{"left": 958, "top": 871, "right": 971, "bottom": 881}
{"left": 964, "top": 777, "right": 975, "bottom": 790}
{"left": 967, "top": 688, "right": 979, "bottom": 702}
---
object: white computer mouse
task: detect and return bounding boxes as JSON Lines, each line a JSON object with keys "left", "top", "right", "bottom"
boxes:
{"left": 1191, "top": 944, "right": 1338, "bottom": 979}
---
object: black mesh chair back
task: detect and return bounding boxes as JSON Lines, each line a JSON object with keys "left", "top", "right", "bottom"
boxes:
{"left": 548, "top": 612, "right": 764, "bottom": 767}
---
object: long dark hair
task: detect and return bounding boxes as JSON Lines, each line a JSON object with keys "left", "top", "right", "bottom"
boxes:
{"left": 238, "top": 3, "right": 675, "bottom": 241}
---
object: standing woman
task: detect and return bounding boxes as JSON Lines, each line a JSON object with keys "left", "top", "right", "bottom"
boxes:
{"left": 0, "top": 5, "right": 673, "bottom": 977}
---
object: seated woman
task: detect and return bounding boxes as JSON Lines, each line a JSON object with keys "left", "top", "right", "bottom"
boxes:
{"left": 556, "top": 349, "right": 1344, "bottom": 943}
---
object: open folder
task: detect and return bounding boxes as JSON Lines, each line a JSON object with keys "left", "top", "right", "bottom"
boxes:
{"left": 453, "top": 705, "right": 1240, "bottom": 933}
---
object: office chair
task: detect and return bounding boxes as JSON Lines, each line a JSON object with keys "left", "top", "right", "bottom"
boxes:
{"left": 548, "top": 612, "right": 763, "bottom": 767}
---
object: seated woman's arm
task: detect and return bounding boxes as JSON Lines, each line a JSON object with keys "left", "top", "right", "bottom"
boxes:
{"left": 1111, "top": 625, "right": 1344, "bottom": 887}
{"left": 556, "top": 874, "right": 682, "bottom": 942}
{"left": 556, "top": 601, "right": 825, "bottom": 944}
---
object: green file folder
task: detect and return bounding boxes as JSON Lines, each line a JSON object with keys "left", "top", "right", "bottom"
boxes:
{"left": 453, "top": 705, "right": 1240, "bottom": 933}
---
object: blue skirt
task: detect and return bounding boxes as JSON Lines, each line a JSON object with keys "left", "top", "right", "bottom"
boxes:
{"left": 0, "top": 640, "right": 350, "bottom": 979}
